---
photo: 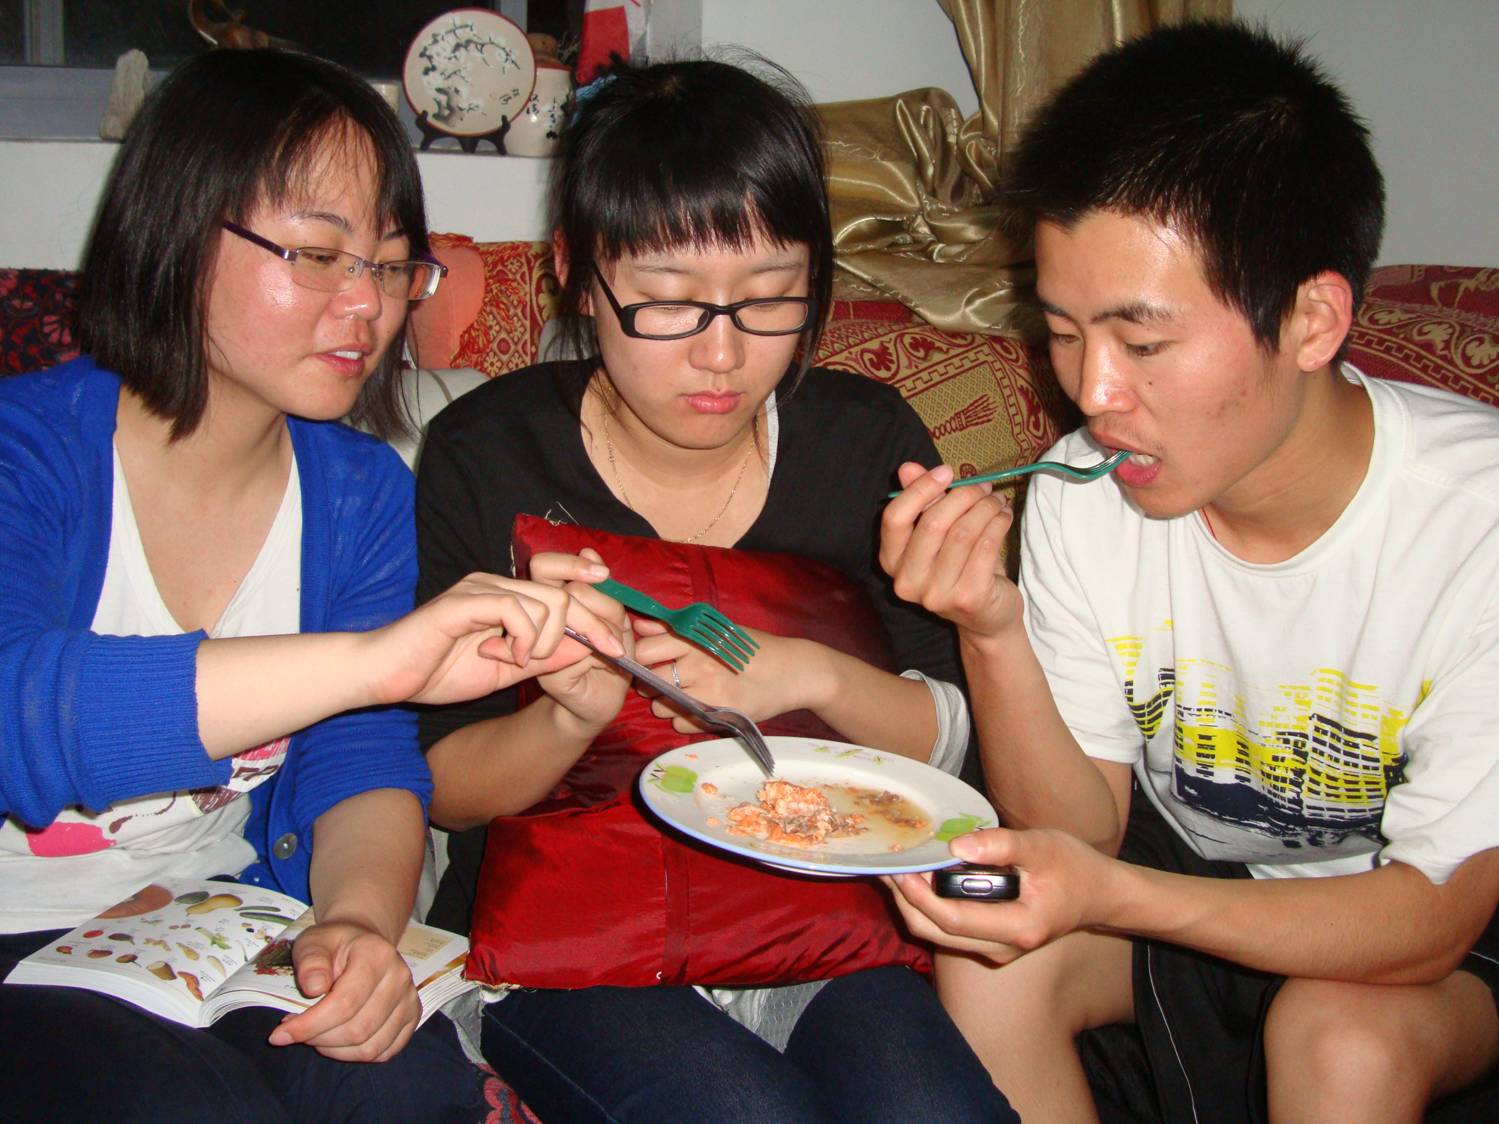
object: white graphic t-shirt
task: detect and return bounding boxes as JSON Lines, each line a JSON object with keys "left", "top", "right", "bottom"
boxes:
{"left": 0, "top": 447, "right": 302, "bottom": 931}
{"left": 1021, "top": 369, "right": 1499, "bottom": 884}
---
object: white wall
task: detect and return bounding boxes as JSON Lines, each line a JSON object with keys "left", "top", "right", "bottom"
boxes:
{"left": 3, "top": 1, "right": 1493, "bottom": 269}
{"left": 0, "top": 142, "right": 559, "bottom": 270}
{"left": 0, "top": 141, "right": 118, "bottom": 270}
{"left": 701, "top": 0, "right": 979, "bottom": 116}
{"left": 1236, "top": 0, "right": 1499, "bottom": 267}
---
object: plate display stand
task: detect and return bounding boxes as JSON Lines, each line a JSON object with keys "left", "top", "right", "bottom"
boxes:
{"left": 413, "top": 110, "right": 512, "bottom": 154}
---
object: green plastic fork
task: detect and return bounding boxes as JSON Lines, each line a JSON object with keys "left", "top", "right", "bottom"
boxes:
{"left": 886, "top": 449, "right": 1130, "bottom": 499}
{"left": 593, "top": 577, "right": 759, "bottom": 671}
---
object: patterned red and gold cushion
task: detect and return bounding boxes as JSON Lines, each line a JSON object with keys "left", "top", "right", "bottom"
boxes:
{"left": 410, "top": 236, "right": 558, "bottom": 375}
{"left": 476, "top": 1066, "right": 541, "bottom": 1123}
{"left": 1347, "top": 265, "right": 1499, "bottom": 404}
{"left": 815, "top": 298, "right": 1076, "bottom": 475}
{"left": 0, "top": 269, "right": 81, "bottom": 375}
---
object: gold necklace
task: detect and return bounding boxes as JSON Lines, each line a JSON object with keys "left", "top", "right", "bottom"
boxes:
{"left": 601, "top": 406, "right": 757, "bottom": 544}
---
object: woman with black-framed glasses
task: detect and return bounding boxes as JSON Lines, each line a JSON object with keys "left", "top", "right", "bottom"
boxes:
{"left": 416, "top": 56, "right": 1016, "bottom": 1124}
{"left": 0, "top": 47, "right": 624, "bottom": 1122}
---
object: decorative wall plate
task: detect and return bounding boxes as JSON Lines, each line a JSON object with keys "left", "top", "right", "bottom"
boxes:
{"left": 402, "top": 8, "right": 536, "bottom": 139}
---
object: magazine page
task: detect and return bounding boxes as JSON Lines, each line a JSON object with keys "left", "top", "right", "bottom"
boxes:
{"left": 198, "top": 908, "right": 320, "bottom": 1022}
{"left": 399, "top": 921, "right": 475, "bottom": 1021}
{"left": 201, "top": 915, "right": 476, "bottom": 1026}
{"left": 6, "top": 880, "right": 308, "bottom": 1028}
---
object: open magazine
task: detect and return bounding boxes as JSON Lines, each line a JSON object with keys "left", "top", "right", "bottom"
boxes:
{"left": 6, "top": 879, "right": 476, "bottom": 1029}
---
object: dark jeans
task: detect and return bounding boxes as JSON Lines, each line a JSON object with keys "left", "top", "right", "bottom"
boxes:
{"left": 481, "top": 965, "right": 1018, "bottom": 1123}
{"left": 0, "top": 929, "right": 486, "bottom": 1124}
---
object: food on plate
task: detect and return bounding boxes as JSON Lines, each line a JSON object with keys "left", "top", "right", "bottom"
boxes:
{"left": 726, "top": 780, "right": 868, "bottom": 848}
{"left": 709, "top": 774, "right": 936, "bottom": 856}
{"left": 644, "top": 739, "right": 996, "bottom": 872}
{"left": 849, "top": 787, "right": 930, "bottom": 832}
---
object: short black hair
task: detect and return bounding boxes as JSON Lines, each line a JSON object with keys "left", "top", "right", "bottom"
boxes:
{"left": 550, "top": 55, "right": 833, "bottom": 392}
{"left": 1004, "top": 20, "right": 1385, "bottom": 354}
{"left": 80, "top": 48, "right": 429, "bottom": 440}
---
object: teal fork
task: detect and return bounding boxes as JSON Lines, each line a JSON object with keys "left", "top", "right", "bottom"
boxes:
{"left": 886, "top": 449, "right": 1130, "bottom": 498}
{"left": 593, "top": 577, "right": 759, "bottom": 672}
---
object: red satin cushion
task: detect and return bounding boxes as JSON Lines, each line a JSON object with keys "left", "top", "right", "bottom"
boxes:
{"left": 463, "top": 514, "right": 932, "bottom": 989}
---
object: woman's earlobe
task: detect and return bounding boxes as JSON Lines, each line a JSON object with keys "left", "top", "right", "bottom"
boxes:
{"left": 552, "top": 231, "right": 592, "bottom": 315}
{"left": 551, "top": 231, "right": 570, "bottom": 288}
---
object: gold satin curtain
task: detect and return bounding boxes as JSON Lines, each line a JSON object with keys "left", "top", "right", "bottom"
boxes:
{"left": 822, "top": 0, "right": 1231, "bottom": 336}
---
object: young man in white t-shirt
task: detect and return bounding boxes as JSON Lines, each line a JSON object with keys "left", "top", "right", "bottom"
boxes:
{"left": 879, "top": 20, "right": 1499, "bottom": 1123}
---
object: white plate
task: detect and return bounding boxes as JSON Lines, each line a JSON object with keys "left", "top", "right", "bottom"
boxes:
{"left": 639, "top": 737, "right": 997, "bottom": 877}
{"left": 402, "top": 8, "right": 536, "bottom": 137}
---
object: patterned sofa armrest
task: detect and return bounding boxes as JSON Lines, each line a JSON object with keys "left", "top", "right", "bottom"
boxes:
{"left": 1346, "top": 265, "right": 1499, "bottom": 403}
{"left": 815, "top": 299, "right": 1077, "bottom": 476}
{"left": 408, "top": 235, "right": 558, "bottom": 376}
{"left": 1, "top": 268, "right": 81, "bottom": 375}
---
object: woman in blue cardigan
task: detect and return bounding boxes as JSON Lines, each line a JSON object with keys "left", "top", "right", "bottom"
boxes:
{"left": 0, "top": 49, "right": 619, "bottom": 1122}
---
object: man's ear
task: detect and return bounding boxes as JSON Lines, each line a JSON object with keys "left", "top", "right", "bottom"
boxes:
{"left": 1287, "top": 271, "right": 1355, "bottom": 373}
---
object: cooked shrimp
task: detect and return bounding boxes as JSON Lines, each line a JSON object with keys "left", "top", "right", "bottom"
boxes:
{"left": 726, "top": 780, "right": 867, "bottom": 848}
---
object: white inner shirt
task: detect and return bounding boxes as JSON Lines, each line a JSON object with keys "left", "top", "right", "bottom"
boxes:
{"left": 0, "top": 444, "right": 302, "bottom": 932}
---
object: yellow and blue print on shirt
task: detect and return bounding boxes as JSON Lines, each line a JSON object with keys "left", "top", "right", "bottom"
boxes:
{"left": 1111, "top": 631, "right": 1416, "bottom": 851}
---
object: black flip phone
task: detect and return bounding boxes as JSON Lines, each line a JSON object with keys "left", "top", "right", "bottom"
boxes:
{"left": 932, "top": 863, "right": 1021, "bottom": 902}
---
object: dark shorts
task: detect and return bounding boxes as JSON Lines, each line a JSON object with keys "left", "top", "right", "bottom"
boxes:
{"left": 1080, "top": 790, "right": 1499, "bottom": 1124}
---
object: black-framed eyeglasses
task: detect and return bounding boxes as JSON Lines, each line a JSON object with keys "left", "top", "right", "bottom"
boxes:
{"left": 591, "top": 264, "right": 814, "bottom": 341}
{"left": 222, "top": 222, "right": 447, "bottom": 301}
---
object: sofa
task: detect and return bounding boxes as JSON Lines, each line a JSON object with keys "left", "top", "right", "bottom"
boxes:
{"left": 3, "top": 244, "right": 1498, "bottom": 1122}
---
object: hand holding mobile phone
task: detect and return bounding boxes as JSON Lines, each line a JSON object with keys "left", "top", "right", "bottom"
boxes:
{"left": 932, "top": 863, "right": 1020, "bottom": 902}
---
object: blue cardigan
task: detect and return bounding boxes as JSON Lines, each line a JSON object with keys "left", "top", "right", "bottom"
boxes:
{"left": 0, "top": 358, "right": 431, "bottom": 900}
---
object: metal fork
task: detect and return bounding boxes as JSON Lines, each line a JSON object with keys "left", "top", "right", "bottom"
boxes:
{"left": 593, "top": 577, "right": 759, "bottom": 672}
{"left": 886, "top": 449, "right": 1131, "bottom": 498}
{"left": 563, "top": 627, "right": 776, "bottom": 776}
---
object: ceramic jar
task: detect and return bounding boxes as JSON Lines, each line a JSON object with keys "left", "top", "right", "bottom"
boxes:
{"left": 505, "top": 62, "right": 572, "bottom": 158}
